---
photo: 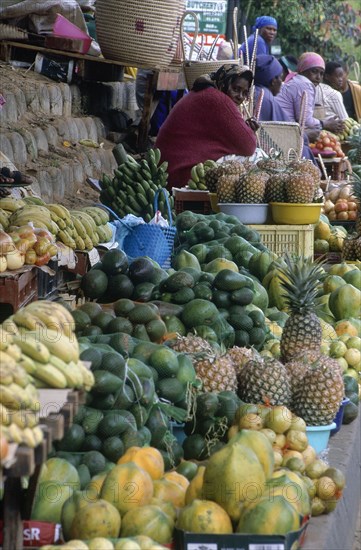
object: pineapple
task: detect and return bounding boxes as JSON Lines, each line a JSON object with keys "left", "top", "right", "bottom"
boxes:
{"left": 169, "top": 334, "right": 237, "bottom": 392}
{"left": 237, "top": 356, "right": 291, "bottom": 406}
{"left": 285, "top": 172, "right": 315, "bottom": 203}
{"left": 216, "top": 174, "right": 237, "bottom": 203}
{"left": 342, "top": 234, "right": 358, "bottom": 261}
{"left": 205, "top": 161, "right": 245, "bottom": 193}
{"left": 278, "top": 255, "right": 324, "bottom": 362}
{"left": 169, "top": 334, "right": 215, "bottom": 355}
{"left": 236, "top": 168, "right": 269, "bottom": 203}
{"left": 227, "top": 346, "right": 261, "bottom": 376}
{"left": 194, "top": 354, "right": 238, "bottom": 393}
{"left": 350, "top": 171, "right": 361, "bottom": 237}
{"left": 342, "top": 172, "right": 361, "bottom": 259}
{"left": 257, "top": 155, "right": 286, "bottom": 173}
{"left": 265, "top": 172, "right": 289, "bottom": 202}
{"left": 291, "top": 354, "right": 344, "bottom": 425}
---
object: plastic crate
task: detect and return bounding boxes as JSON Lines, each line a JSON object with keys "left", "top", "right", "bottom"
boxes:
{"left": 248, "top": 224, "right": 314, "bottom": 256}
{"left": 0, "top": 268, "right": 38, "bottom": 321}
{"left": 173, "top": 189, "right": 212, "bottom": 215}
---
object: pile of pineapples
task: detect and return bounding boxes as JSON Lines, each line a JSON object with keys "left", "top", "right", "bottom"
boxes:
{"left": 172, "top": 255, "right": 345, "bottom": 427}
{"left": 205, "top": 157, "right": 322, "bottom": 205}
{"left": 342, "top": 172, "right": 361, "bottom": 260}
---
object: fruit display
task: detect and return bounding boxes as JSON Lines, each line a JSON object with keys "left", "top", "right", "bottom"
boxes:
{"left": 341, "top": 172, "right": 361, "bottom": 260}
{"left": 0, "top": 325, "right": 44, "bottom": 448}
{"left": 0, "top": 196, "right": 112, "bottom": 250}
{"left": 310, "top": 130, "right": 345, "bottom": 158}
{"left": 187, "top": 159, "right": 218, "bottom": 190}
{"left": 335, "top": 117, "right": 360, "bottom": 143}
{"left": 348, "top": 126, "right": 361, "bottom": 176}
{"left": 98, "top": 148, "right": 175, "bottom": 222}
{"left": 322, "top": 174, "right": 359, "bottom": 223}
{"left": 6, "top": 300, "right": 94, "bottom": 391}
{"left": 314, "top": 214, "right": 346, "bottom": 254}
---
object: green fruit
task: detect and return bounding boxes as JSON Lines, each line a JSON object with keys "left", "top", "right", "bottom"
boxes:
{"left": 107, "top": 273, "right": 134, "bottom": 299}
{"left": 181, "top": 299, "right": 219, "bottom": 327}
{"left": 81, "top": 269, "right": 108, "bottom": 299}
{"left": 78, "top": 301, "right": 103, "bottom": 320}
{"left": 113, "top": 298, "right": 135, "bottom": 316}
{"left": 213, "top": 269, "right": 254, "bottom": 292}
{"left": 149, "top": 347, "right": 179, "bottom": 377}
{"left": 72, "top": 309, "right": 91, "bottom": 332}
{"left": 105, "top": 316, "right": 133, "bottom": 335}
{"left": 101, "top": 248, "right": 128, "bottom": 275}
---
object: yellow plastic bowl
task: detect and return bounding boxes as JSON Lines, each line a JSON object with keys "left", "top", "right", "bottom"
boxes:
{"left": 209, "top": 192, "right": 220, "bottom": 213}
{"left": 270, "top": 202, "right": 322, "bottom": 224}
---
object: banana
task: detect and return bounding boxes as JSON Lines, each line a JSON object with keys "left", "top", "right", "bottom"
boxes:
{"left": 49, "top": 210, "right": 66, "bottom": 230}
{"left": 22, "top": 427, "right": 37, "bottom": 448}
{"left": 11, "top": 365, "right": 30, "bottom": 388}
{"left": 13, "top": 334, "right": 50, "bottom": 364}
{"left": 154, "top": 148, "right": 161, "bottom": 165}
{"left": 77, "top": 361, "right": 94, "bottom": 391}
{"left": 49, "top": 355, "right": 79, "bottom": 388}
{"left": 29, "top": 328, "right": 79, "bottom": 363}
{"left": 32, "top": 425, "right": 44, "bottom": 446}
{"left": 18, "top": 353, "right": 37, "bottom": 375}
{"left": 46, "top": 204, "right": 72, "bottom": 225}
{"left": 0, "top": 197, "right": 25, "bottom": 212}
{"left": 0, "top": 385, "right": 23, "bottom": 410}
{"left": 0, "top": 208, "right": 9, "bottom": 229}
{"left": 0, "top": 327, "right": 14, "bottom": 349}
{"left": 0, "top": 364, "right": 13, "bottom": 385}
{"left": 32, "top": 362, "right": 67, "bottom": 389}
{"left": 49, "top": 302, "right": 76, "bottom": 329}
{"left": 22, "top": 196, "right": 46, "bottom": 206}
{"left": 25, "top": 301, "right": 75, "bottom": 338}
{"left": 95, "top": 224, "right": 109, "bottom": 243}
{"left": 9, "top": 410, "right": 28, "bottom": 429}
{"left": 2, "top": 318, "right": 19, "bottom": 335}
{"left": 0, "top": 403, "right": 10, "bottom": 426}
{"left": 92, "top": 207, "right": 109, "bottom": 224}
{"left": 75, "top": 235, "right": 86, "bottom": 251}
{"left": 58, "top": 229, "right": 76, "bottom": 248}
{"left": 83, "top": 234, "right": 94, "bottom": 251}
{"left": 90, "top": 231, "right": 99, "bottom": 247}
{"left": 79, "top": 138, "right": 99, "bottom": 148}
{"left": 81, "top": 207, "right": 102, "bottom": 226}
{"left": 187, "top": 179, "right": 198, "bottom": 190}
{"left": 0, "top": 350, "right": 17, "bottom": 369}
{"left": 21, "top": 306, "right": 62, "bottom": 332}
{"left": 196, "top": 163, "right": 205, "bottom": 180}
{"left": 13, "top": 309, "right": 46, "bottom": 331}
{"left": 71, "top": 215, "right": 87, "bottom": 239}
{"left": 70, "top": 210, "right": 96, "bottom": 234}
{"left": 8, "top": 423, "right": 24, "bottom": 443}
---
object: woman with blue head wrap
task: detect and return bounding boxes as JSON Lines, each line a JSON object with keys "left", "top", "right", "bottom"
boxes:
{"left": 254, "top": 54, "right": 287, "bottom": 122}
{"left": 240, "top": 16, "right": 277, "bottom": 61}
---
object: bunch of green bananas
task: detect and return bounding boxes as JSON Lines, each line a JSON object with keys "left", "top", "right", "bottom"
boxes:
{"left": 336, "top": 117, "right": 360, "bottom": 141}
{"left": 99, "top": 148, "right": 175, "bottom": 223}
{"left": 187, "top": 160, "right": 218, "bottom": 190}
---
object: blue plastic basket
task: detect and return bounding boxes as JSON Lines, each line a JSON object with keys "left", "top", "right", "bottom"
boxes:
{"left": 99, "top": 190, "right": 176, "bottom": 268}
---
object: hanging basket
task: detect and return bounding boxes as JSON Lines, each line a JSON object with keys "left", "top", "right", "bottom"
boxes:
{"left": 181, "top": 10, "right": 240, "bottom": 90}
{"left": 95, "top": 0, "right": 185, "bottom": 69}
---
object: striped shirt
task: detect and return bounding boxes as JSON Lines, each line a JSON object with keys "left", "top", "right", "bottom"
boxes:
{"left": 315, "top": 83, "right": 348, "bottom": 120}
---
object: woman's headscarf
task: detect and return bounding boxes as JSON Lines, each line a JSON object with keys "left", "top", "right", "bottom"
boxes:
{"left": 252, "top": 16, "right": 277, "bottom": 32}
{"left": 210, "top": 64, "right": 253, "bottom": 93}
{"left": 254, "top": 55, "right": 283, "bottom": 87}
{"left": 297, "top": 52, "right": 325, "bottom": 74}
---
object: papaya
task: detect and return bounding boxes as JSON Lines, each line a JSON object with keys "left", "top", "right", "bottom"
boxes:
{"left": 100, "top": 462, "right": 154, "bottom": 515}
{"left": 38, "top": 457, "right": 80, "bottom": 487}
{"left": 323, "top": 275, "right": 346, "bottom": 294}
{"left": 153, "top": 477, "right": 187, "bottom": 508}
{"left": 117, "top": 446, "right": 164, "bottom": 480}
{"left": 271, "top": 469, "right": 311, "bottom": 516}
{"left": 248, "top": 250, "right": 278, "bottom": 282}
{"left": 343, "top": 269, "right": 361, "bottom": 290}
{"left": 70, "top": 498, "right": 121, "bottom": 540}
{"left": 328, "top": 262, "right": 356, "bottom": 277}
{"left": 228, "top": 429, "right": 274, "bottom": 479}
{"left": 31, "top": 481, "right": 75, "bottom": 523}
{"left": 236, "top": 495, "right": 300, "bottom": 535}
{"left": 176, "top": 499, "right": 233, "bottom": 534}
{"left": 328, "top": 284, "right": 361, "bottom": 320}
{"left": 185, "top": 465, "right": 206, "bottom": 504}
{"left": 121, "top": 504, "right": 174, "bottom": 544}
{"left": 61, "top": 489, "right": 96, "bottom": 541}
{"left": 203, "top": 442, "right": 266, "bottom": 522}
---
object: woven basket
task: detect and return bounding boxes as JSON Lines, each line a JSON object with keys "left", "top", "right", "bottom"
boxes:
{"left": 95, "top": 0, "right": 185, "bottom": 69}
{"left": 181, "top": 11, "right": 240, "bottom": 90}
{"left": 258, "top": 122, "right": 302, "bottom": 160}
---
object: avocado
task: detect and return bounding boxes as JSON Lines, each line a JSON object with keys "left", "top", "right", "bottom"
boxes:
{"left": 128, "top": 257, "right": 156, "bottom": 284}
{"left": 80, "top": 269, "right": 108, "bottom": 299}
{"left": 101, "top": 248, "right": 128, "bottom": 275}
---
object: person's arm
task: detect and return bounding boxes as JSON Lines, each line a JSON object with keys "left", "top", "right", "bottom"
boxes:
{"left": 294, "top": 79, "right": 322, "bottom": 129}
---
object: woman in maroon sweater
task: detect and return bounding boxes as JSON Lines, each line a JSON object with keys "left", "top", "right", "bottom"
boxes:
{"left": 155, "top": 64, "right": 258, "bottom": 189}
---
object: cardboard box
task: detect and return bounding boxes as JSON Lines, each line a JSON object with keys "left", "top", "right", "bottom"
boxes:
{"left": 174, "top": 522, "right": 309, "bottom": 550}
